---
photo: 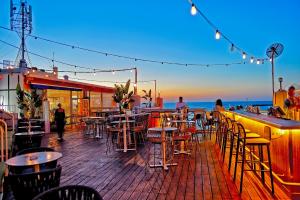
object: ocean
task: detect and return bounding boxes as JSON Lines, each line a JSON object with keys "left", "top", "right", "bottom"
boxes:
{"left": 163, "top": 101, "right": 273, "bottom": 111}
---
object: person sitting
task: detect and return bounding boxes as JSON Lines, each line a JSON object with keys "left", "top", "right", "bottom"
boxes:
{"left": 214, "top": 99, "right": 225, "bottom": 112}
{"left": 176, "top": 96, "right": 188, "bottom": 110}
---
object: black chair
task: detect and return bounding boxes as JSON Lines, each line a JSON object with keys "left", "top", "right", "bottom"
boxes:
{"left": 16, "top": 146, "right": 55, "bottom": 155}
{"left": 13, "top": 134, "right": 43, "bottom": 154}
{"left": 32, "top": 185, "right": 103, "bottom": 200}
{"left": 8, "top": 165, "right": 62, "bottom": 200}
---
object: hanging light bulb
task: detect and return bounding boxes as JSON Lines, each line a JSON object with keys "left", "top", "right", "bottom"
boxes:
{"left": 256, "top": 59, "right": 260, "bottom": 65}
{"left": 250, "top": 57, "right": 254, "bottom": 63}
{"left": 269, "top": 58, "right": 272, "bottom": 62}
{"left": 191, "top": 3, "right": 197, "bottom": 16}
{"left": 93, "top": 69, "right": 96, "bottom": 76}
{"left": 133, "top": 83, "right": 137, "bottom": 88}
{"left": 230, "top": 44, "right": 235, "bottom": 52}
{"left": 242, "top": 52, "right": 246, "bottom": 59}
{"left": 112, "top": 70, "right": 115, "bottom": 75}
{"left": 215, "top": 30, "right": 221, "bottom": 40}
{"left": 130, "top": 69, "right": 133, "bottom": 73}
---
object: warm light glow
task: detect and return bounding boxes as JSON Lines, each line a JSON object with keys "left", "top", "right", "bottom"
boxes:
{"left": 53, "top": 71, "right": 56, "bottom": 75}
{"left": 215, "top": 30, "right": 221, "bottom": 40}
{"left": 250, "top": 57, "right": 254, "bottom": 63}
{"left": 191, "top": 4, "right": 197, "bottom": 15}
{"left": 45, "top": 74, "right": 49, "bottom": 77}
{"left": 256, "top": 59, "right": 260, "bottom": 65}
{"left": 27, "top": 71, "right": 30, "bottom": 74}
{"left": 32, "top": 69, "right": 36, "bottom": 73}
{"left": 242, "top": 52, "right": 246, "bottom": 59}
{"left": 133, "top": 83, "right": 137, "bottom": 87}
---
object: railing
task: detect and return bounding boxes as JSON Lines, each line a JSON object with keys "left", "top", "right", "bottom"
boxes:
{"left": 0, "top": 105, "right": 17, "bottom": 113}
{"left": 0, "top": 109, "right": 16, "bottom": 133}
{"left": 0, "top": 119, "right": 8, "bottom": 161}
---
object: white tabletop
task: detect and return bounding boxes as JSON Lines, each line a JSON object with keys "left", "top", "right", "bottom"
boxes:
{"left": 111, "top": 120, "right": 135, "bottom": 124}
{"left": 6, "top": 151, "right": 62, "bottom": 167}
{"left": 148, "top": 127, "right": 178, "bottom": 132}
{"left": 15, "top": 131, "right": 44, "bottom": 136}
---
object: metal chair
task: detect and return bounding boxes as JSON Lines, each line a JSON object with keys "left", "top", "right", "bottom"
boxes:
{"left": 7, "top": 165, "right": 62, "bottom": 200}
{"left": 32, "top": 185, "right": 102, "bottom": 200}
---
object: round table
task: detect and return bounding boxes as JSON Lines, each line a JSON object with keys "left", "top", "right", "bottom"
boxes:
{"left": 15, "top": 131, "right": 44, "bottom": 136}
{"left": 111, "top": 120, "right": 135, "bottom": 152}
{"left": 6, "top": 151, "right": 62, "bottom": 173}
{"left": 147, "top": 127, "right": 178, "bottom": 170}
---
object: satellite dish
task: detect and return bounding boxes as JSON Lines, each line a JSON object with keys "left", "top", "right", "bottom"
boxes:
{"left": 266, "top": 43, "right": 284, "bottom": 101}
{"left": 266, "top": 43, "right": 284, "bottom": 58}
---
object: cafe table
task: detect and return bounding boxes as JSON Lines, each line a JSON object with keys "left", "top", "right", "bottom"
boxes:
{"left": 147, "top": 127, "right": 178, "bottom": 170}
{"left": 15, "top": 131, "right": 44, "bottom": 136}
{"left": 82, "top": 116, "right": 105, "bottom": 138}
{"left": 170, "top": 120, "right": 195, "bottom": 155}
{"left": 5, "top": 151, "right": 62, "bottom": 173}
{"left": 111, "top": 120, "right": 135, "bottom": 152}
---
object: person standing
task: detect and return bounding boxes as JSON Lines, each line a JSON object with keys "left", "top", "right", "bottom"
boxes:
{"left": 55, "top": 103, "right": 65, "bottom": 141}
{"left": 284, "top": 86, "right": 299, "bottom": 119}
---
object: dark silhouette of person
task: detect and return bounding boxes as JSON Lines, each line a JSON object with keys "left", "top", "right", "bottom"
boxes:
{"left": 55, "top": 103, "right": 65, "bottom": 141}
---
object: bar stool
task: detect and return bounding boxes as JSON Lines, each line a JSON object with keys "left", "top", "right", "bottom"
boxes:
{"left": 233, "top": 122, "right": 274, "bottom": 194}
{"left": 227, "top": 119, "right": 260, "bottom": 171}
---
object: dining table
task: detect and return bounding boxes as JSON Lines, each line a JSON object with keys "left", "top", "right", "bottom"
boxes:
{"left": 147, "top": 127, "right": 178, "bottom": 170}
{"left": 5, "top": 151, "right": 62, "bottom": 173}
{"left": 111, "top": 119, "right": 135, "bottom": 152}
{"left": 82, "top": 116, "right": 105, "bottom": 138}
{"left": 170, "top": 120, "right": 195, "bottom": 155}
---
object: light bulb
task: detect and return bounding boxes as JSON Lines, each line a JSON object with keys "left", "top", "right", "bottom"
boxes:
{"left": 112, "top": 70, "right": 115, "bottom": 75}
{"left": 93, "top": 70, "right": 96, "bottom": 76}
{"left": 256, "top": 59, "right": 260, "bottom": 65}
{"left": 32, "top": 69, "right": 36, "bottom": 73}
{"left": 133, "top": 83, "right": 137, "bottom": 87}
{"left": 130, "top": 69, "right": 133, "bottom": 73}
{"left": 230, "top": 44, "right": 234, "bottom": 52}
{"left": 215, "top": 30, "right": 221, "bottom": 40}
{"left": 269, "top": 58, "right": 272, "bottom": 62}
{"left": 242, "top": 52, "right": 246, "bottom": 59}
{"left": 250, "top": 57, "right": 254, "bottom": 63}
{"left": 191, "top": 4, "right": 197, "bottom": 16}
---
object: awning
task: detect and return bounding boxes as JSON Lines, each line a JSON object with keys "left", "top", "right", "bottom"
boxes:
{"left": 30, "top": 83, "right": 81, "bottom": 91}
{"left": 25, "top": 75, "right": 114, "bottom": 93}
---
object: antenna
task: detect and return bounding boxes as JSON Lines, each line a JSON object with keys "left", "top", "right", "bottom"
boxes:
{"left": 266, "top": 43, "right": 284, "bottom": 100}
{"left": 10, "top": 0, "right": 33, "bottom": 69}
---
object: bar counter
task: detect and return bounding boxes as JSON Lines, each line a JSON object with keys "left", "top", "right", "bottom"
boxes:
{"left": 225, "top": 110, "right": 300, "bottom": 196}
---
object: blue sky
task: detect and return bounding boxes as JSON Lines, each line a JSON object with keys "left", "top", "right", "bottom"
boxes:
{"left": 0, "top": 0, "right": 299, "bottom": 101}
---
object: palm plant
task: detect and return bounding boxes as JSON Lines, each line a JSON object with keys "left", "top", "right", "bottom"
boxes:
{"left": 142, "top": 89, "right": 152, "bottom": 108}
{"left": 112, "top": 80, "right": 134, "bottom": 113}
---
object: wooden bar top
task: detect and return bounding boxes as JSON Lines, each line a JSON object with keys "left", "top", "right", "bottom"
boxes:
{"left": 229, "top": 110, "right": 300, "bottom": 129}
{"left": 141, "top": 107, "right": 205, "bottom": 113}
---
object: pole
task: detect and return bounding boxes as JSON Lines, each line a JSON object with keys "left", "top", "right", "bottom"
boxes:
{"left": 271, "top": 54, "right": 275, "bottom": 104}
{"left": 154, "top": 80, "right": 157, "bottom": 105}
{"left": 134, "top": 67, "right": 137, "bottom": 95}
{"left": 21, "top": 2, "right": 25, "bottom": 62}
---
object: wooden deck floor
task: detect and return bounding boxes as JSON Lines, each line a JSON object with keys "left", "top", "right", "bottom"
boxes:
{"left": 41, "top": 130, "right": 290, "bottom": 200}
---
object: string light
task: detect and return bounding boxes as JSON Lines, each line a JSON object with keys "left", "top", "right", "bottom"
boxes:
{"left": 191, "top": 3, "right": 197, "bottom": 16}
{"left": 215, "top": 30, "right": 221, "bottom": 40}
{"left": 269, "top": 58, "right": 272, "bottom": 62}
{"left": 256, "top": 59, "right": 260, "bottom": 65}
{"left": 133, "top": 83, "right": 137, "bottom": 87}
{"left": 93, "top": 69, "right": 96, "bottom": 76}
{"left": 230, "top": 44, "right": 235, "bottom": 52}
{"left": 112, "top": 70, "right": 115, "bottom": 75}
{"left": 250, "top": 57, "right": 254, "bottom": 63}
{"left": 242, "top": 52, "right": 246, "bottom": 59}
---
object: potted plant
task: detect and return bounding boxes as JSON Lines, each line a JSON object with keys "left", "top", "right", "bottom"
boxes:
{"left": 142, "top": 89, "right": 152, "bottom": 108}
{"left": 16, "top": 83, "right": 43, "bottom": 119}
{"left": 112, "top": 80, "right": 134, "bottom": 113}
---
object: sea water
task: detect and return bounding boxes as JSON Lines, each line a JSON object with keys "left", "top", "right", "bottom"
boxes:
{"left": 164, "top": 101, "right": 272, "bottom": 111}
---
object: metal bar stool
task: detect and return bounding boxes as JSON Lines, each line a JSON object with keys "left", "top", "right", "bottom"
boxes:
{"left": 233, "top": 122, "right": 274, "bottom": 194}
